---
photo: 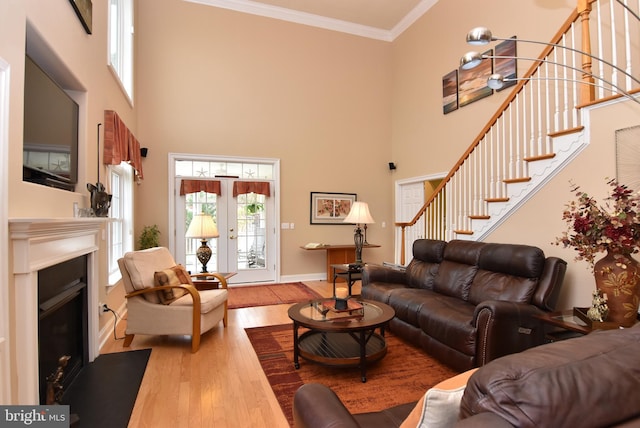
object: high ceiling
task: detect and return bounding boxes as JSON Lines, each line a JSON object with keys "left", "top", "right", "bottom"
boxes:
{"left": 186, "top": 0, "right": 440, "bottom": 41}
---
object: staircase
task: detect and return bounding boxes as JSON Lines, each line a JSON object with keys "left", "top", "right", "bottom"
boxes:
{"left": 396, "top": 0, "right": 640, "bottom": 264}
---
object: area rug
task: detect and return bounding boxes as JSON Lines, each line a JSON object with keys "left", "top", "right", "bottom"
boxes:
{"left": 62, "top": 348, "right": 151, "bottom": 428}
{"left": 245, "top": 324, "right": 458, "bottom": 426}
{"left": 228, "top": 282, "right": 322, "bottom": 309}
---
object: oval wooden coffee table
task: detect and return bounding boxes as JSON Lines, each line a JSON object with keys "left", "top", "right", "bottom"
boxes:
{"left": 287, "top": 298, "right": 395, "bottom": 382}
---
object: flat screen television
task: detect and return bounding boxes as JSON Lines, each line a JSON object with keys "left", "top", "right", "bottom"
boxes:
{"left": 23, "top": 55, "right": 79, "bottom": 191}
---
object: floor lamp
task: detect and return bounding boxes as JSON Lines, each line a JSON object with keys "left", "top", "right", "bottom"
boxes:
{"left": 186, "top": 212, "right": 219, "bottom": 273}
{"left": 344, "top": 202, "right": 375, "bottom": 264}
{"left": 461, "top": 26, "right": 640, "bottom": 105}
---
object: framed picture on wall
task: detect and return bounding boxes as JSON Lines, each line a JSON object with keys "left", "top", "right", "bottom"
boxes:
{"left": 443, "top": 70, "right": 458, "bottom": 114}
{"left": 310, "top": 192, "right": 357, "bottom": 224}
{"left": 494, "top": 37, "right": 517, "bottom": 91}
{"left": 458, "top": 49, "right": 493, "bottom": 107}
{"left": 69, "top": 0, "right": 92, "bottom": 34}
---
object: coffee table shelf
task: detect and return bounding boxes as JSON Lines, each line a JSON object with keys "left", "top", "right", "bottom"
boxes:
{"left": 288, "top": 298, "right": 395, "bottom": 382}
{"left": 298, "top": 330, "right": 387, "bottom": 367}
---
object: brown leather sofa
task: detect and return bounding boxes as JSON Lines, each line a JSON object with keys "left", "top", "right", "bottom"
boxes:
{"left": 293, "top": 324, "right": 640, "bottom": 428}
{"left": 362, "top": 239, "right": 567, "bottom": 371}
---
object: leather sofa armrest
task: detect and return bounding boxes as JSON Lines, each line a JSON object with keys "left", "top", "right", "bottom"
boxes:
{"left": 455, "top": 413, "right": 515, "bottom": 428}
{"left": 293, "top": 383, "right": 361, "bottom": 428}
{"left": 363, "top": 264, "right": 407, "bottom": 285}
{"left": 472, "top": 301, "right": 545, "bottom": 366}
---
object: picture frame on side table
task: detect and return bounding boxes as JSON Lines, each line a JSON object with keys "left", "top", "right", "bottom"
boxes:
{"left": 310, "top": 192, "right": 357, "bottom": 224}
{"left": 69, "top": 0, "right": 93, "bottom": 34}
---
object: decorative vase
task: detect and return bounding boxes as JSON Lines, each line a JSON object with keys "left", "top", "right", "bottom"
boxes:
{"left": 593, "top": 251, "right": 640, "bottom": 327}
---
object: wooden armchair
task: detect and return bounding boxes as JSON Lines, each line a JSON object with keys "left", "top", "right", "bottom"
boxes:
{"left": 118, "top": 247, "right": 228, "bottom": 352}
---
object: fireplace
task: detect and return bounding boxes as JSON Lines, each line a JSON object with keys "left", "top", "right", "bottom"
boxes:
{"left": 10, "top": 218, "right": 106, "bottom": 404}
{"left": 38, "top": 255, "right": 89, "bottom": 404}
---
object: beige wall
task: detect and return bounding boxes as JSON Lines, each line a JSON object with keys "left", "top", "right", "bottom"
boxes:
{"left": 134, "top": 0, "right": 395, "bottom": 276}
{"left": 389, "top": 0, "right": 575, "bottom": 179}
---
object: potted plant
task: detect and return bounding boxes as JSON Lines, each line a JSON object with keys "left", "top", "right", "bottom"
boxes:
{"left": 555, "top": 178, "right": 640, "bottom": 327}
{"left": 138, "top": 224, "right": 160, "bottom": 250}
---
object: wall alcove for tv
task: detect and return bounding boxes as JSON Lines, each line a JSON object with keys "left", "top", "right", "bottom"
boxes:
{"left": 24, "top": 23, "right": 85, "bottom": 192}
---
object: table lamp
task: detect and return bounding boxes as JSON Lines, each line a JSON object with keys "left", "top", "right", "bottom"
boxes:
{"left": 344, "top": 201, "right": 375, "bottom": 264}
{"left": 186, "top": 212, "right": 219, "bottom": 273}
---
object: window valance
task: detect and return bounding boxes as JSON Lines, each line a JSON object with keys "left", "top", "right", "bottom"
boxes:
{"left": 233, "top": 181, "right": 271, "bottom": 197}
{"left": 103, "top": 110, "right": 144, "bottom": 180}
{"left": 180, "top": 179, "right": 222, "bottom": 196}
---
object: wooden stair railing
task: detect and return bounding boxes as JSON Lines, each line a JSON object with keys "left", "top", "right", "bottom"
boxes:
{"left": 396, "top": 0, "right": 639, "bottom": 265}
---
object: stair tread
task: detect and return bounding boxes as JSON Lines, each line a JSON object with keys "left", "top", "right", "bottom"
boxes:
{"left": 454, "top": 230, "right": 474, "bottom": 235}
{"left": 524, "top": 153, "right": 556, "bottom": 162}
{"left": 503, "top": 177, "right": 532, "bottom": 184}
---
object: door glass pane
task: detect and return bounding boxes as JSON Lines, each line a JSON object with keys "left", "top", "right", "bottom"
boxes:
{"left": 185, "top": 191, "right": 218, "bottom": 273}
{"left": 236, "top": 193, "right": 266, "bottom": 270}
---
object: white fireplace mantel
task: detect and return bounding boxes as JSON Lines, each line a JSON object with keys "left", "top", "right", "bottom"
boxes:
{"left": 9, "top": 217, "right": 108, "bottom": 404}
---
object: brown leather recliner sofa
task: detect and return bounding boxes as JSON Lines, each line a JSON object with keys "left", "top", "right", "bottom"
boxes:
{"left": 361, "top": 239, "right": 567, "bottom": 371}
{"left": 293, "top": 324, "right": 640, "bottom": 428}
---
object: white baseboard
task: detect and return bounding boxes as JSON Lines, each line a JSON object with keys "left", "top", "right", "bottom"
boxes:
{"left": 279, "top": 272, "right": 327, "bottom": 283}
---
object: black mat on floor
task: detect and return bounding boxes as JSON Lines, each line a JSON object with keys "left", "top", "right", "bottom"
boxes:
{"left": 62, "top": 349, "right": 151, "bottom": 428}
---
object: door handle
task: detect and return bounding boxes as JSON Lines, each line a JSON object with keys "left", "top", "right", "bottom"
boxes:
{"left": 229, "top": 235, "right": 236, "bottom": 239}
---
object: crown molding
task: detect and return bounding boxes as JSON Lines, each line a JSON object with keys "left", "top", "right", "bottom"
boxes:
{"left": 390, "top": 0, "right": 439, "bottom": 40}
{"left": 185, "top": 0, "right": 438, "bottom": 42}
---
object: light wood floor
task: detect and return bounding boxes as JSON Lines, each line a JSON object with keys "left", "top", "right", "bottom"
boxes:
{"left": 100, "top": 280, "right": 362, "bottom": 428}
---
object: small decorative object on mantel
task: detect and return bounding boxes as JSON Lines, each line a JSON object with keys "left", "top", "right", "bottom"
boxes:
{"left": 87, "top": 123, "right": 111, "bottom": 217}
{"left": 87, "top": 182, "right": 111, "bottom": 217}
{"left": 555, "top": 178, "right": 640, "bottom": 327}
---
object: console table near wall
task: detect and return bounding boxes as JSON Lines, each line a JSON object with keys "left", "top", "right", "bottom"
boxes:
{"left": 301, "top": 244, "right": 380, "bottom": 281}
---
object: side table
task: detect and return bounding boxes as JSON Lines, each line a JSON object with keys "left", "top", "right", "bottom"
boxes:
{"left": 534, "top": 308, "right": 627, "bottom": 342}
{"left": 191, "top": 272, "right": 236, "bottom": 290}
{"left": 300, "top": 244, "right": 380, "bottom": 281}
{"left": 331, "top": 263, "right": 364, "bottom": 297}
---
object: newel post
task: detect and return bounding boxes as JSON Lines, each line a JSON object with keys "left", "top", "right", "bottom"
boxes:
{"left": 578, "top": 0, "right": 596, "bottom": 103}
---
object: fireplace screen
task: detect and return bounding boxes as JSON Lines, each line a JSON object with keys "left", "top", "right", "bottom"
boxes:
{"left": 37, "top": 255, "right": 89, "bottom": 404}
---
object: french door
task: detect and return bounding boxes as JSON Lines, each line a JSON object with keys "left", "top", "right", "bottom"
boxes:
{"left": 170, "top": 156, "right": 279, "bottom": 284}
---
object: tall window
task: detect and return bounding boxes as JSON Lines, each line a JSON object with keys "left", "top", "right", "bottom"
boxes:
{"left": 108, "top": 164, "right": 134, "bottom": 285}
{"left": 108, "top": 0, "right": 134, "bottom": 102}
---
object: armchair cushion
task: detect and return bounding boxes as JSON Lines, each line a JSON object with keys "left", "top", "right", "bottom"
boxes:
{"left": 171, "top": 288, "right": 228, "bottom": 314}
{"left": 154, "top": 265, "right": 192, "bottom": 304}
{"left": 122, "top": 247, "right": 178, "bottom": 303}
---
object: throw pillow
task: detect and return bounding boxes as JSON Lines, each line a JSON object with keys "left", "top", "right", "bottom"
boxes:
{"left": 400, "top": 368, "right": 478, "bottom": 428}
{"left": 154, "top": 265, "right": 193, "bottom": 304}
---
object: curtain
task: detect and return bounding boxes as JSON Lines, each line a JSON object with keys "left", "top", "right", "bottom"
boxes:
{"left": 232, "top": 181, "right": 271, "bottom": 197}
{"left": 179, "top": 179, "right": 222, "bottom": 196}
{"left": 103, "top": 110, "right": 144, "bottom": 180}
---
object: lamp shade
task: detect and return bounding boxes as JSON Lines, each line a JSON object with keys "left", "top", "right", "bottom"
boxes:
{"left": 344, "top": 202, "right": 375, "bottom": 225}
{"left": 185, "top": 213, "right": 219, "bottom": 239}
